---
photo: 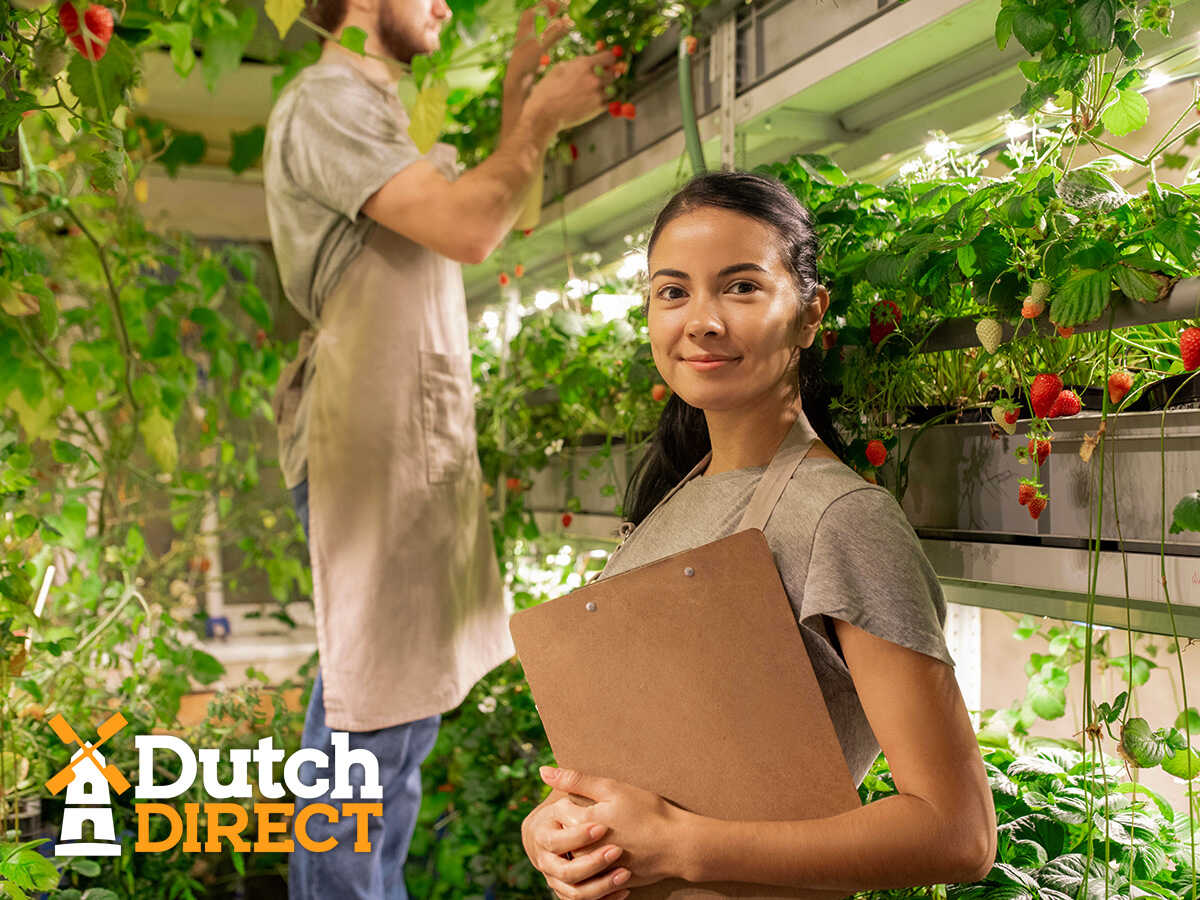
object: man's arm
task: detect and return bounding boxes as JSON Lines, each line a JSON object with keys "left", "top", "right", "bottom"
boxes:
{"left": 362, "top": 51, "right": 611, "bottom": 265}
{"left": 501, "top": 73, "right": 546, "bottom": 233}
{"left": 361, "top": 104, "right": 555, "bottom": 265}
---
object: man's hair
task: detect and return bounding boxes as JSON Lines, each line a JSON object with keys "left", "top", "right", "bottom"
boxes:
{"left": 308, "top": 0, "right": 349, "bottom": 35}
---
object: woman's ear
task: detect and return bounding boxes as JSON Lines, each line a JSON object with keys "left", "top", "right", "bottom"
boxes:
{"left": 794, "top": 286, "right": 831, "bottom": 349}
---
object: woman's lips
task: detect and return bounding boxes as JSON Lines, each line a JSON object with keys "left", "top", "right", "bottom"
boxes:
{"left": 683, "top": 357, "right": 739, "bottom": 371}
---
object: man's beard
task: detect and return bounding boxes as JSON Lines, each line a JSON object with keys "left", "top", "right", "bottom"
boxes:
{"left": 377, "top": 4, "right": 425, "bottom": 63}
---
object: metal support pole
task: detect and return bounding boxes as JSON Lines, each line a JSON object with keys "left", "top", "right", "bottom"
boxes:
{"left": 715, "top": 15, "right": 738, "bottom": 171}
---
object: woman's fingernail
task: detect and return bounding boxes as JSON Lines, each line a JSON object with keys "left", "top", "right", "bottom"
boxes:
{"left": 589, "top": 823, "right": 607, "bottom": 840}
{"left": 604, "top": 846, "right": 621, "bottom": 863}
{"left": 540, "top": 765, "right": 557, "bottom": 780}
{"left": 612, "top": 869, "right": 630, "bottom": 885}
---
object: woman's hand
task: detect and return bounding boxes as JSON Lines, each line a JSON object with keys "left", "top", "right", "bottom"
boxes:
{"left": 528, "top": 766, "right": 693, "bottom": 893}
{"left": 522, "top": 789, "right": 631, "bottom": 900}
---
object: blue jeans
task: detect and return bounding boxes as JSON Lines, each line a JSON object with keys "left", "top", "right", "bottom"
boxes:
{"left": 289, "top": 478, "right": 441, "bottom": 900}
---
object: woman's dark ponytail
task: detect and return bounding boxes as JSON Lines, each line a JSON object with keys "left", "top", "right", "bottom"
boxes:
{"left": 621, "top": 171, "right": 846, "bottom": 526}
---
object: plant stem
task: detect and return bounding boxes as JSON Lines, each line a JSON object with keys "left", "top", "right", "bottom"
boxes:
{"left": 677, "top": 17, "right": 706, "bottom": 177}
{"left": 62, "top": 204, "right": 139, "bottom": 417}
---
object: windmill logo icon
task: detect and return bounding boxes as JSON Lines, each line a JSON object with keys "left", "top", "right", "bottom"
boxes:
{"left": 45, "top": 712, "right": 130, "bottom": 857}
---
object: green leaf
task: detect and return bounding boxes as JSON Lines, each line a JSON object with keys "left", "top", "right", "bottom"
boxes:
{"left": 1162, "top": 745, "right": 1200, "bottom": 780}
{"left": 406, "top": 77, "right": 449, "bottom": 153}
{"left": 203, "top": 8, "right": 257, "bottom": 93}
{"left": 69, "top": 858, "right": 101, "bottom": 877}
{"left": 1049, "top": 268, "right": 1111, "bottom": 327}
{"left": 1100, "top": 88, "right": 1149, "bottom": 137}
{"left": 1072, "top": 0, "right": 1116, "bottom": 53}
{"left": 264, "top": 0, "right": 305, "bottom": 38}
{"left": 238, "top": 283, "right": 271, "bottom": 328}
{"left": 1153, "top": 220, "right": 1200, "bottom": 266}
{"left": 1028, "top": 664, "right": 1068, "bottom": 720}
{"left": 159, "top": 131, "right": 207, "bottom": 177}
{"left": 1170, "top": 490, "right": 1200, "bottom": 534}
{"left": 1057, "top": 166, "right": 1128, "bottom": 212}
{"left": 1113, "top": 266, "right": 1167, "bottom": 303}
{"left": 339, "top": 26, "right": 367, "bottom": 54}
{"left": 229, "top": 125, "right": 265, "bottom": 174}
{"left": 1121, "top": 717, "right": 1164, "bottom": 767}
{"left": 0, "top": 91, "right": 38, "bottom": 141}
{"left": 66, "top": 37, "right": 137, "bottom": 114}
{"left": 149, "top": 22, "right": 196, "bottom": 78}
{"left": 995, "top": 5, "right": 1015, "bottom": 49}
{"left": 1013, "top": 5, "right": 1056, "bottom": 53}
{"left": 124, "top": 525, "right": 145, "bottom": 565}
{"left": 1014, "top": 615, "right": 1037, "bottom": 640}
{"left": 46, "top": 500, "right": 87, "bottom": 545}
{"left": 1176, "top": 707, "right": 1200, "bottom": 733}
{"left": 139, "top": 409, "right": 178, "bottom": 474}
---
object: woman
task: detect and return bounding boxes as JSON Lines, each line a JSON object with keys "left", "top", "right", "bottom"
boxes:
{"left": 519, "top": 171, "right": 996, "bottom": 899}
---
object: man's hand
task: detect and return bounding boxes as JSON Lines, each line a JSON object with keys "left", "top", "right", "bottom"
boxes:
{"left": 505, "top": 0, "right": 573, "bottom": 99}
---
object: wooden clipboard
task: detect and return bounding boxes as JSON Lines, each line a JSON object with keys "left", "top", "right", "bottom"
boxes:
{"left": 509, "top": 527, "right": 863, "bottom": 900}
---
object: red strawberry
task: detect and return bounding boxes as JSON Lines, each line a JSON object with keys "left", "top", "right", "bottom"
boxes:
{"left": 1018, "top": 481, "right": 1037, "bottom": 506}
{"left": 514, "top": 264, "right": 525, "bottom": 278}
{"left": 865, "top": 440, "right": 887, "bottom": 467}
{"left": 595, "top": 39, "right": 606, "bottom": 51}
{"left": 498, "top": 272, "right": 510, "bottom": 286}
{"left": 569, "top": 143, "right": 579, "bottom": 161}
{"left": 621, "top": 102, "right": 636, "bottom": 119}
{"left": 611, "top": 45, "right": 624, "bottom": 58}
{"left": 684, "top": 35, "right": 698, "bottom": 55}
{"left": 608, "top": 100, "right": 623, "bottom": 117}
{"left": 59, "top": 2, "right": 114, "bottom": 61}
{"left": 1027, "top": 437, "right": 1052, "bottom": 466}
{"left": 1107, "top": 370, "right": 1133, "bottom": 405}
{"left": 651, "top": 383, "right": 667, "bottom": 402}
{"left": 1182, "top": 326, "right": 1200, "bottom": 371}
{"left": 254, "top": 329, "right": 267, "bottom": 349}
{"left": 1028, "top": 495, "right": 1048, "bottom": 520}
{"left": 522, "top": 228, "right": 533, "bottom": 236}
{"left": 561, "top": 513, "right": 573, "bottom": 528}
{"left": 505, "top": 476, "right": 522, "bottom": 493}
{"left": 1004, "top": 409, "right": 1019, "bottom": 425}
{"left": 1030, "top": 373, "right": 1063, "bottom": 419}
{"left": 1047, "top": 389, "right": 1081, "bottom": 418}
{"left": 1057, "top": 326, "right": 1074, "bottom": 338}
{"left": 868, "top": 300, "right": 901, "bottom": 345}
{"left": 539, "top": 53, "right": 550, "bottom": 67}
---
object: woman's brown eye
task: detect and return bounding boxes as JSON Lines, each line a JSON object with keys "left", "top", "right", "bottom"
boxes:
{"left": 731, "top": 282, "right": 756, "bottom": 294}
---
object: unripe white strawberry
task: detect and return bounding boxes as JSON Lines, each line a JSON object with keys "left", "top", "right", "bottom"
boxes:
{"left": 975, "top": 318, "right": 1002, "bottom": 354}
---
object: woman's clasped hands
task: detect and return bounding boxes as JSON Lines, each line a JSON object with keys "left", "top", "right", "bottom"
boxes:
{"left": 521, "top": 765, "right": 693, "bottom": 899}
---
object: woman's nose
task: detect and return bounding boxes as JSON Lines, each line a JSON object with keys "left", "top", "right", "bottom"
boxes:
{"left": 685, "top": 296, "right": 725, "bottom": 338}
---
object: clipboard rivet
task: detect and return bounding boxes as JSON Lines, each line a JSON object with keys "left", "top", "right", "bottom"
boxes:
{"left": 683, "top": 567, "right": 695, "bottom": 577}
{"left": 585, "top": 601, "right": 597, "bottom": 612}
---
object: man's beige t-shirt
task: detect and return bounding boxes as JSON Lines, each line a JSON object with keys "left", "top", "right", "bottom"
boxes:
{"left": 262, "top": 60, "right": 515, "bottom": 731}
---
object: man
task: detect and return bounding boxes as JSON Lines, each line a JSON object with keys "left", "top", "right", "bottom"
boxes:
{"left": 262, "top": 0, "right": 615, "bottom": 894}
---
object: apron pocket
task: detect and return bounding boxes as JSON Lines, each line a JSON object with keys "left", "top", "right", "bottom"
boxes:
{"left": 419, "top": 350, "right": 474, "bottom": 484}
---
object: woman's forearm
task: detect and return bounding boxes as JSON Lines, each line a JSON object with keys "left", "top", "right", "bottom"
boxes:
{"left": 678, "top": 792, "right": 994, "bottom": 891}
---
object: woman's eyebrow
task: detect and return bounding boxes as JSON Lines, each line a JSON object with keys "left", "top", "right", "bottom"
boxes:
{"left": 649, "top": 262, "right": 768, "bottom": 280}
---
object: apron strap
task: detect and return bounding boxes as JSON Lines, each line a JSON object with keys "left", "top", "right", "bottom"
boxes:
{"left": 736, "top": 411, "right": 819, "bottom": 534}
{"left": 619, "top": 410, "right": 820, "bottom": 540}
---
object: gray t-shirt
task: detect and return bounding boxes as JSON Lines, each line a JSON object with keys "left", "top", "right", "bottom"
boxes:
{"left": 263, "top": 59, "right": 460, "bottom": 488}
{"left": 597, "top": 455, "right": 954, "bottom": 786}
{"left": 263, "top": 60, "right": 425, "bottom": 322}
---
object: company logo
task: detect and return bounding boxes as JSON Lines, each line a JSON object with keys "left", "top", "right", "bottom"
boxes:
{"left": 46, "top": 713, "right": 382, "bottom": 857}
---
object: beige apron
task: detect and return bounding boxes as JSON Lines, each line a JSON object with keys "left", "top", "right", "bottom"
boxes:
{"left": 274, "top": 142, "right": 514, "bottom": 732}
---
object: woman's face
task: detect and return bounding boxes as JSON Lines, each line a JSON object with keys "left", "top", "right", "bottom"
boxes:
{"left": 646, "top": 206, "right": 828, "bottom": 413}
